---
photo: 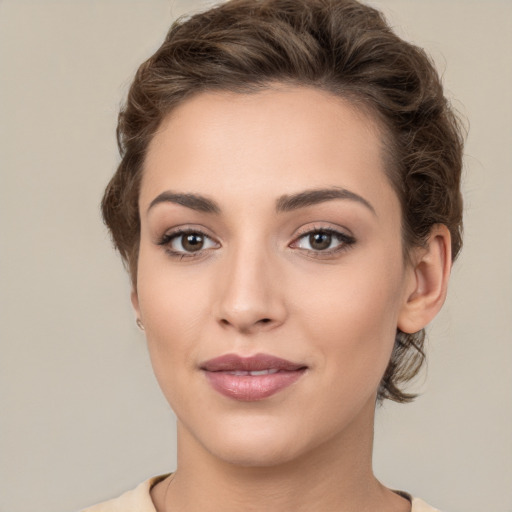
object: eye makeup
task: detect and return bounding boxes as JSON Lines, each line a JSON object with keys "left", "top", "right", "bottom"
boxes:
{"left": 155, "top": 223, "right": 356, "bottom": 262}
{"left": 289, "top": 226, "right": 356, "bottom": 259}
{"left": 156, "top": 227, "right": 220, "bottom": 260}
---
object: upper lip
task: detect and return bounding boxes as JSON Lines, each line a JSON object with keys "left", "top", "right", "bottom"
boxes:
{"left": 200, "top": 353, "right": 306, "bottom": 372}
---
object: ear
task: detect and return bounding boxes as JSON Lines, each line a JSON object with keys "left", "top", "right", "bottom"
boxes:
{"left": 398, "top": 224, "right": 452, "bottom": 334}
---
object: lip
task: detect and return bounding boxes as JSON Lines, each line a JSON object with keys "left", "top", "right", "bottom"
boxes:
{"left": 200, "top": 353, "right": 307, "bottom": 401}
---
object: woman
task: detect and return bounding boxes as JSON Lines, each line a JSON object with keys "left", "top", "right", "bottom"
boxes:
{"left": 84, "top": 0, "right": 463, "bottom": 510}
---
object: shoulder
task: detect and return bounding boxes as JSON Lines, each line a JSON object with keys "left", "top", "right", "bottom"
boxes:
{"left": 411, "top": 496, "right": 442, "bottom": 512}
{"left": 80, "top": 479, "right": 441, "bottom": 512}
{"left": 396, "top": 490, "right": 442, "bottom": 512}
{"left": 80, "top": 474, "right": 169, "bottom": 512}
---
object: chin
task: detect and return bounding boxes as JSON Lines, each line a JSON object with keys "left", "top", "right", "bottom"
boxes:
{"left": 209, "top": 436, "right": 303, "bottom": 468}
{"left": 195, "top": 408, "right": 354, "bottom": 471}
{"left": 186, "top": 413, "right": 312, "bottom": 468}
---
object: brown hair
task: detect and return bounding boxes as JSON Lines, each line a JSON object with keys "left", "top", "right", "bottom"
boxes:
{"left": 102, "top": 0, "right": 464, "bottom": 403}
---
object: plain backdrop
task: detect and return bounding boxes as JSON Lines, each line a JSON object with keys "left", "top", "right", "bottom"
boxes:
{"left": 1, "top": 1, "right": 511, "bottom": 511}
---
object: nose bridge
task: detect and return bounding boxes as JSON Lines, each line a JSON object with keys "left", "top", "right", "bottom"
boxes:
{"left": 215, "top": 235, "right": 285, "bottom": 332}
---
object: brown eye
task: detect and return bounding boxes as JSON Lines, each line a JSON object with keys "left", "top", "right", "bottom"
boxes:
{"left": 291, "top": 228, "right": 356, "bottom": 255}
{"left": 181, "top": 233, "right": 204, "bottom": 252}
{"left": 163, "top": 230, "right": 219, "bottom": 255}
{"left": 309, "top": 232, "right": 332, "bottom": 250}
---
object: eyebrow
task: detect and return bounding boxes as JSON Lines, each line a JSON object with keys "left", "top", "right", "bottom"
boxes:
{"left": 275, "top": 187, "right": 376, "bottom": 215}
{"left": 148, "top": 192, "right": 221, "bottom": 214}
{"left": 147, "top": 187, "right": 376, "bottom": 216}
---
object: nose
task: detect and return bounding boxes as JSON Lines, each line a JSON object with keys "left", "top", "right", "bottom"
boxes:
{"left": 214, "top": 243, "right": 287, "bottom": 334}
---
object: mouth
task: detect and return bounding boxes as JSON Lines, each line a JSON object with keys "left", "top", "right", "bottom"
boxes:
{"left": 200, "top": 353, "right": 307, "bottom": 401}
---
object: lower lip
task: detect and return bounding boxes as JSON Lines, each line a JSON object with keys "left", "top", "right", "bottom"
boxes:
{"left": 204, "top": 370, "right": 306, "bottom": 401}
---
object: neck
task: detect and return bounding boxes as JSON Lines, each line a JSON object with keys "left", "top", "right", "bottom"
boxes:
{"left": 155, "top": 397, "right": 409, "bottom": 512}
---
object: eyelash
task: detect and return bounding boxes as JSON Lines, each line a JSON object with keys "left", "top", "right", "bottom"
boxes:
{"left": 290, "top": 227, "right": 356, "bottom": 258}
{"left": 156, "top": 226, "right": 356, "bottom": 260}
{"left": 156, "top": 228, "right": 219, "bottom": 260}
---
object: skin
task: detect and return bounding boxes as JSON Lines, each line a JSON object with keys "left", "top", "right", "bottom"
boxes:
{"left": 132, "top": 85, "right": 451, "bottom": 512}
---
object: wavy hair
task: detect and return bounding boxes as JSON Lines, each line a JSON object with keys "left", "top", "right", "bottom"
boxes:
{"left": 102, "top": 0, "right": 464, "bottom": 402}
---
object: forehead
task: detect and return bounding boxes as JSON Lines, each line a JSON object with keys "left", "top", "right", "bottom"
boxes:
{"left": 141, "top": 85, "right": 397, "bottom": 217}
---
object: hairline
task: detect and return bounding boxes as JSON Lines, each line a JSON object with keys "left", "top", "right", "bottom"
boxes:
{"left": 135, "top": 81, "right": 411, "bottom": 275}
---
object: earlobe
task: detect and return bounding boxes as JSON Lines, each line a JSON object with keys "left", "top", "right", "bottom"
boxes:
{"left": 398, "top": 224, "right": 452, "bottom": 334}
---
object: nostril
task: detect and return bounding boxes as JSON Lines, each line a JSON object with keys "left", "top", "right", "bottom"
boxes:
{"left": 218, "top": 316, "right": 277, "bottom": 331}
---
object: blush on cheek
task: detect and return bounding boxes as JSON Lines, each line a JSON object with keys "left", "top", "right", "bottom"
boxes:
{"left": 311, "top": 282, "right": 399, "bottom": 391}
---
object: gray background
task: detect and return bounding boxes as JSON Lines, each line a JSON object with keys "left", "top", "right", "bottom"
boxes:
{"left": 1, "top": 1, "right": 511, "bottom": 511}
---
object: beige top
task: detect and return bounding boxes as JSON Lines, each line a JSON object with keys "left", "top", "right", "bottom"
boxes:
{"left": 81, "top": 475, "right": 442, "bottom": 512}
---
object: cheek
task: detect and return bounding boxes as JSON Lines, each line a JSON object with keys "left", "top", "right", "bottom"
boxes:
{"left": 137, "top": 244, "right": 211, "bottom": 333}
{"left": 296, "top": 252, "right": 404, "bottom": 333}
{"left": 294, "top": 258, "right": 405, "bottom": 391}
{"left": 135, "top": 253, "right": 211, "bottom": 395}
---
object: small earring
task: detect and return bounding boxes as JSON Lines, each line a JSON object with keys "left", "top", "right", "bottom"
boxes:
{"left": 136, "top": 318, "right": 145, "bottom": 331}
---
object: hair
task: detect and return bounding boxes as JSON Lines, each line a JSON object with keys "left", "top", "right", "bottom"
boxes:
{"left": 101, "top": 0, "right": 464, "bottom": 403}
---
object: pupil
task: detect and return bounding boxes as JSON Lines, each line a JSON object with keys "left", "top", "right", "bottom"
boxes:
{"left": 183, "top": 233, "right": 203, "bottom": 252}
{"left": 310, "top": 232, "right": 331, "bottom": 250}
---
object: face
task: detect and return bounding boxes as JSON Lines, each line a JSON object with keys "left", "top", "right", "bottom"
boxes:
{"left": 134, "top": 86, "right": 416, "bottom": 467}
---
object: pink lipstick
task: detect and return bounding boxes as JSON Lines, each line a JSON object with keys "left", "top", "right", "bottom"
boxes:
{"left": 201, "top": 353, "right": 307, "bottom": 401}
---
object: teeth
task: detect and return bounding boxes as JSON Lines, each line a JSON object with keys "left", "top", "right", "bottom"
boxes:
{"left": 226, "top": 369, "right": 280, "bottom": 376}
{"left": 250, "top": 369, "right": 280, "bottom": 376}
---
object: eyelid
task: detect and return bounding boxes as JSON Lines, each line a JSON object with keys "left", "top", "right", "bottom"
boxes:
{"left": 296, "top": 221, "right": 354, "bottom": 236}
{"left": 156, "top": 226, "right": 221, "bottom": 259}
{"left": 293, "top": 222, "right": 354, "bottom": 239}
{"left": 154, "top": 223, "right": 355, "bottom": 260}
{"left": 289, "top": 224, "right": 356, "bottom": 256}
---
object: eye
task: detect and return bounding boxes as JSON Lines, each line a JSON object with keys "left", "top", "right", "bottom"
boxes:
{"left": 158, "top": 229, "right": 219, "bottom": 257}
{"left": 291, "top": 228, "right": 355, "bottom": 255}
